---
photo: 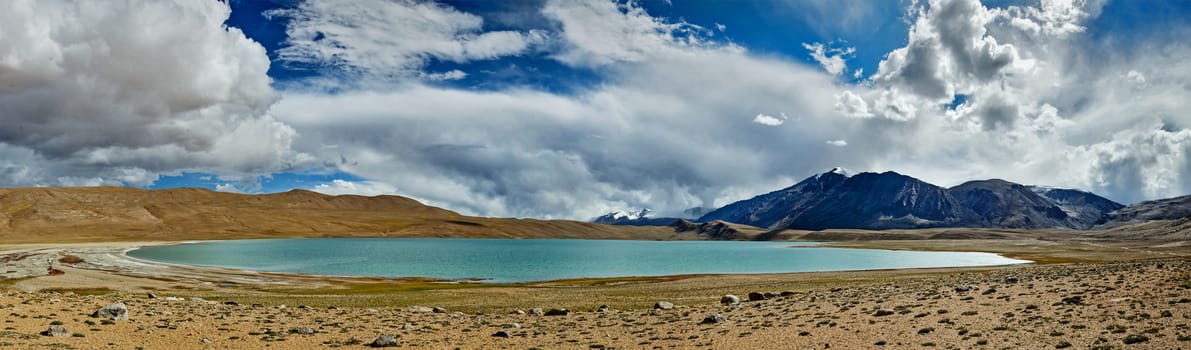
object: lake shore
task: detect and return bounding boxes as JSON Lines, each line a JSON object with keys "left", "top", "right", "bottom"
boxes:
{"left": 1, "top": 238, "right": 1189, "bottom": 349}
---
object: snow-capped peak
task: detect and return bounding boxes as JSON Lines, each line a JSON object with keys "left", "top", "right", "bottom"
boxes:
{"left": 608, "top": 208, "right": 650, "bottom": 220}
{"left": 816, "top": 167, "right": 856, "bottom": 179}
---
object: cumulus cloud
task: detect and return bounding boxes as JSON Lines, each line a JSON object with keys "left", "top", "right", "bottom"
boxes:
{"left": 752, "top": 113, "right": 785, "bottom": 126}
{"left": 848, "top": 0, "right": 1191, "bottom": 204}
{"left": 0, "top": 0, "right": 299, "bottom": 187}
{"left": 268, "top": 0, "right": 546, "bottom": 80}
{"left": 802, "top": 42, "right": 854, "bottom": 75}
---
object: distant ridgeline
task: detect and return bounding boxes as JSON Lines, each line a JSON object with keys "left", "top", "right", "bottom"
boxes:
{"left": 594, "top": 168, "right": 1188, "bottom": 231}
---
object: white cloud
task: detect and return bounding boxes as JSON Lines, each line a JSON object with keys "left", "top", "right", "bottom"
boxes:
{"left": 269, "top": 0, "right": 545, "bottom": 80}
{"left": 802, "top": 42, "right": 854, "bottom": 75}
{"left": 420, "top": 70, "right": 468, "bottom": 81}
{"left": 542, "top": 0, "right": 720, "bottom": 68}
{"left": 826, "top": 140, "right": 848, "bottom": 147}
{"left": 312, "top": 179, "right": 399, "bottom": 196}
{"left": 0, "top": 0, "right": 299, "bottom": 186}
{"left": 215, "top": 183, "right": 243, "bottom": 193}
{"left": 834, "top": 91, "right": 874, "bottom": 118}
{"left": 752, "top": 113, "right": 785, "bottom": 126}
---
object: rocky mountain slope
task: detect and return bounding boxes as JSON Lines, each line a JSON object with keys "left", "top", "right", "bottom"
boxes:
{"left": 698, "top": 169, "right": 1122, "bottom": 231}
{"left": 0, "top": 187, "right": 669, "bottom": 243}
{"left": 1096, "top": 194, "right": 1191, "bottom": 227}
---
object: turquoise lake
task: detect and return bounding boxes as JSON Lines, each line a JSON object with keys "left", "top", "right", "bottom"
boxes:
{"left": 127, "top": 238, "right": 1029, "bottom": 283}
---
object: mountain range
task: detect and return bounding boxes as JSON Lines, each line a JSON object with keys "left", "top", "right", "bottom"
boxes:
{"left": 596, "top": 168, "right": 1165, "bottom": 231}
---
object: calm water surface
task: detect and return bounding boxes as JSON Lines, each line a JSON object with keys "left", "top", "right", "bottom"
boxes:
{"left": 127, "top": 238, "right": 1028, "bottom": 283}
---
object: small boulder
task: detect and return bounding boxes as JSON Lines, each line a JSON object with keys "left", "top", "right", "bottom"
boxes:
{"left": 1123, "top": 334, "right": 1149, "bottom": 345}
{"left": 408, "top": 306, "right": 434, "bottom": 313}
{"left": 370, "top": 335, "right": 398, "bottom": 347}
{"left": 544, "top": 308, "right": 571, "bottom": 316}
{"left": 954, "top": 285, "right": 976, "bottom": 292}
{"left": 747, "top": 292, "right": 767, "bottom": 301}
{"left": 779, "top": 291, "right": 797, "bottom": 297}
{"left": 431, "top": 307, "right": 447, "bottom": 314}
{"left": 289, "top": 327, "right": 315, "bottom": 335}
{"left": 653, "top": 301, "right": 674, "bottom": 310}
{"left": 146, "top": 292, "right": 158, "bottom": 299}
{"left": 720, "top": 294, "right": 741, "bottom": 305}
{"left": 763, "top": 292, "right": 779, "bottom": 299}
{"left": 700, "top": 313, "right": 727, "bottom": 324}
{"left": 511, "top": 309, "right": 526, "bottom": 315}
{"left": 1003, "top": 276, "right": 1019, "bottom": 284}
{"left": 491, "top": 330, "right": 510, "bottom": 338}
{"left": 529, "top": 308, "right": 544, "bottom": 316}
{"left": 873, "top": 309, "right": 895, "bottom": 317}
{"left": 41, "top": 325, "right": 68, "bottom": 337}
{"left": 596, "top": 305, "right": 609, "bottom": 312}
{"left": 92, "top": 302, "right": 129, "bottom": 321}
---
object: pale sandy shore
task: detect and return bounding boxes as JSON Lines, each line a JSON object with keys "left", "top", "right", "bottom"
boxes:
{"left": 1, "top": 240, "right": 1189, "bottom": 349}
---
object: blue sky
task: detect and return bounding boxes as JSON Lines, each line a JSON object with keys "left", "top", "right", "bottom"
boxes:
{"left": 3, "top": 0, "right": 1191, "bottom": 219}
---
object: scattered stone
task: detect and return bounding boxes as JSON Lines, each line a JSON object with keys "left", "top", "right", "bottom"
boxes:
{"left": 146, "top": 292, "right": 158, "bottom": 299}
{"left": 1004, "top": 276, "right": 1019, "bottom": 283}
{"left": 779, "top": 291, "right": 796, "bottom": 297}
{"left": 41, "top": 325, "right": 68, "bottom": 337}
{"left": 189, "top": 297, "right": 206, "bottom": 302}
{"left": 401, "top": 323, "right": 414, "bottom": 330}
{"left": 596, "top": 305, "right": 609, "bottom": 312}
{"left": 501, "top": 323, "right": 521, "bottom": 329}
{"left": 763, "top": 292, "right": 779, "bottom": 299}
{"left": 492, "top": 330, "right": 510, "bottom": 338}
{"left": 653, "top": 301, "right": 674, "bottom": 310}
{"left": 431, "top": 307, "right": 447, "bottom": 313}
{"left": 1123, "top": 334, "right": 1149, "bottom": 345}
{"left": 289, "top": 327, "right": 315, "bottom": 335}
{"left": 511, "top": 309, "right": 526, "bottom": 315}
{"left": 544, "top": 308, "right": 571, "bottom": 316}
{"left": 954, "top": 284, "right": 977, "bottom": 292}
{"left": 873, "top": 309, "right": 895, "bottom": 317}
{"left": 200, "top": 338, "right": 212, "bottom": 344}
{"left": 529, "top": 308, "right": 544, "bottom": 316}
{"left": 92, "top": 302, "right": 129, "bottom": 320}
{"left": 748, "top": 292, "right": 767, "bottom": 301}
{"left": 223, "top": 301, "right": 239, "bottom": 306}
{"left": 370, "top": 335, "right": 398, "bottom": 347}
{"left": 700, "top": 313, "right": 727, "bottom": 324}
{"left": 1061, "top": 296, "right": 1084, "bottom": 305}
{"left": 720, "top": 294, "right": 741, "bottom": 305}
{"left": 408, "top": 306, "right": 434, "bottom": 313}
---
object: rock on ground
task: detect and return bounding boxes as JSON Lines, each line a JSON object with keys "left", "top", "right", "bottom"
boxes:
{"left": 92, "top": 302, "right": 128, "bottom": 320}
{"left": 370, "top": 335, "right": 398, "bottom": 347}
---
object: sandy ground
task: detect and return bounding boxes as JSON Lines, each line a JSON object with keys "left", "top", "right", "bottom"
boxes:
{"left": 1, "top": 241, "right": 1189, "bottom": 349}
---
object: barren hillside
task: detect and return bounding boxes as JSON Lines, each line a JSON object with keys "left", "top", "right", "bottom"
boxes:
{"left": 0, "top": 187, "right": 669, "bottom": 243}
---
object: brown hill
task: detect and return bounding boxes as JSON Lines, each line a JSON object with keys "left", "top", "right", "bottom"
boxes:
{"left": 0, "top": 187, "right": 669, "bottom": 243}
